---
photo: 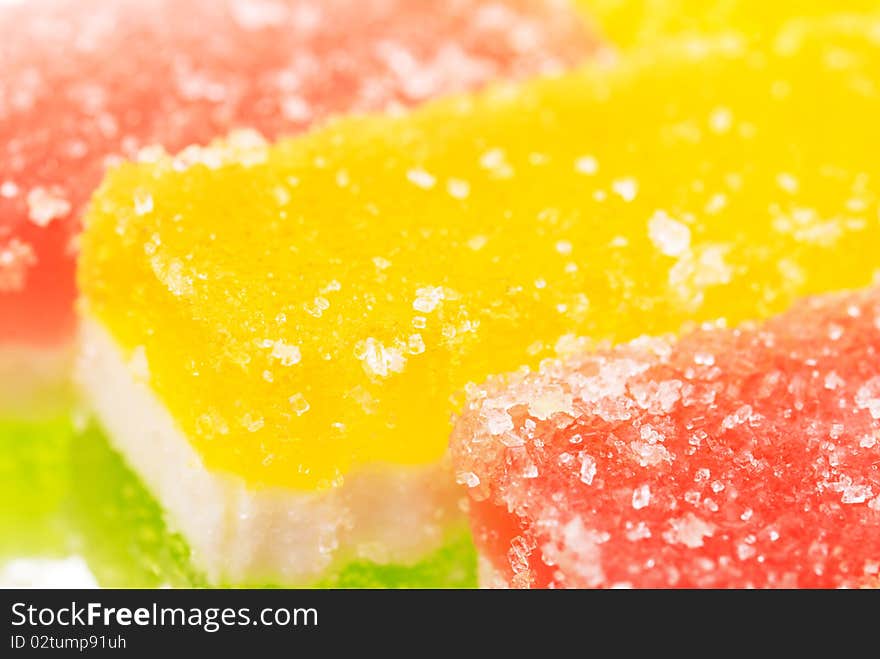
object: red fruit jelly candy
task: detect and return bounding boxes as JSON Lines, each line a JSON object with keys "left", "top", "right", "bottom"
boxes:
{"left": 452, "top": 287, "right": 880, "bottom": 588}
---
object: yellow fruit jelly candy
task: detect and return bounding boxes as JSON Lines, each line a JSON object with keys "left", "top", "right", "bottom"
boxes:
{"left": 577, "top": 0, "right": 880, "bottom": 47}
{"left": 79, "top": 19, "right": 880, "bottom": 492}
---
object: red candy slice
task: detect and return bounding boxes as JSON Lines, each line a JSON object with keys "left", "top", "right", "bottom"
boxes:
{"left": 452, "top": 287, "right": 880, "bottom": 588}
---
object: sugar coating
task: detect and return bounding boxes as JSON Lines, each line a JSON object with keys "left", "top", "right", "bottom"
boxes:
{"left": 81, "top": 19, "right": 880, "bottom": 490}
{"left": 0, "top": 0, "right": 595, "bottom": 346}
{"left": 452, "top": 285, "right": 880, "bottom": 588}
{"left": 577, "top": 0, "right": 880, "bottom": 47}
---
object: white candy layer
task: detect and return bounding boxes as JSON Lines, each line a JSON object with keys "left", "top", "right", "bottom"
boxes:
{"left": 76, "top": 317, "right": 462, "bottom": 584}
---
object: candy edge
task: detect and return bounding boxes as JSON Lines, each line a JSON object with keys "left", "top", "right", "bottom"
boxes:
{"left": 76, "top": 315, "right": 466, "bottom": 585}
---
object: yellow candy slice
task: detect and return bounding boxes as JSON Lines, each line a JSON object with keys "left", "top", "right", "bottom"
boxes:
{"left": 578, "top": 0, "right": 880, "bottom": 47}
{"left": 80, "top": 18, "right": 880, "bottom": 491}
